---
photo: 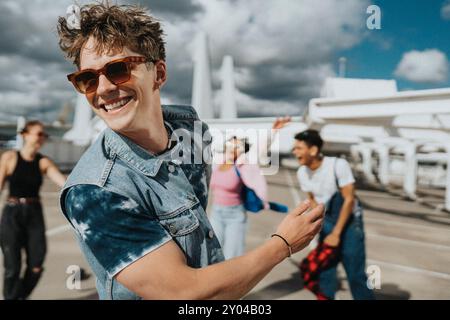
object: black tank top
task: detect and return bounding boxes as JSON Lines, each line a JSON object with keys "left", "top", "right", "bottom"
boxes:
{"left": 8, "top": 151, "right": 44, "bottom": 198}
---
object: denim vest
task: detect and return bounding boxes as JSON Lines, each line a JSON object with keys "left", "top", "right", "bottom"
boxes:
{"left": 60, "top": 105, "right": 225, "bottom": 300}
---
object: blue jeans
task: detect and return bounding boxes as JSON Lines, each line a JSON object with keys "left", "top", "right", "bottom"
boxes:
{"left": 210, "top": 204, "right": 247, "bottom": 259}
{"left": 319, "top": 213, "right": 375, "bottom": 300}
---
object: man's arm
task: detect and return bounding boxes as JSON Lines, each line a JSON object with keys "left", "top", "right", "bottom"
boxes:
{"left": 116, "top": 201, "right": 324, "bottom": 299}
{"left": 323, "top": 183, "right": 355, "bottom": 247}
{"left": 332, "top": 183, "right": 355, "bottom": 235}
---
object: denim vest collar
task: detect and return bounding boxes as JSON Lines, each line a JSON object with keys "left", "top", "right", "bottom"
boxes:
{"left": 103, "top": 128, "right": 160, "bottom": 177}
{"left": 103, "top": 119, "right": 181, "bottom": 178}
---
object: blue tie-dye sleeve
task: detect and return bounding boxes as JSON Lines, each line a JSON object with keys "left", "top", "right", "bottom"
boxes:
{"left": 64, "top": 184, "right": 172, "bottom": 277}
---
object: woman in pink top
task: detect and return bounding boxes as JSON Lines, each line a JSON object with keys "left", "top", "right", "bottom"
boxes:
{"left": 209, "top": 117, "right": 291, "bottom": 259}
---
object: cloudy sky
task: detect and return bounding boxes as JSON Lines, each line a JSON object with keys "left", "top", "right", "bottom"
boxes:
{"left": 0, "top": 0, "right": 449, "bottom": 124}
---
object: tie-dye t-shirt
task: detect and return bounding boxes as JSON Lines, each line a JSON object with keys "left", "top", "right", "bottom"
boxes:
{"left": 65, "top": 184, "right": 173, "bottom": 277}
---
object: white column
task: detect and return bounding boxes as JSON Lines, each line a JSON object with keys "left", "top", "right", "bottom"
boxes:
{"left": 191, "top": 32, "right": 213, "bottom": 119}
{"left": 351, "top": 143, "right": 377, "bottom": 184}
{"left": 445, "top": 144, "right": 450, "bottom": 212}
{"left": 63, "top": 94, "right": 93, "bottom": 146}
{"left": 220, "top": 55, "right": 237, "bottom": 119}
{"left": 374, "top": 143, "right": 390, "bottom": 186}
{"left": 15, "top": 116, "right": 26, "bottom": 150}
{"left": 403, "top": 142, "right": 417, "bottom": 199}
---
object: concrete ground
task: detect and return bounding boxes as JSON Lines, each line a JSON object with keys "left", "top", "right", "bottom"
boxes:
{"left": 0, "top": 167, "right": 449, "bottom": 300}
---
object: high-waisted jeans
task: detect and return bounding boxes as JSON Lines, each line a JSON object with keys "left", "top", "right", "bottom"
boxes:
{"left": 0, "top": 202, "right": 46, "bottom": 300}
{"left": 210, "top": 204, "right": 247, "bottom": 260}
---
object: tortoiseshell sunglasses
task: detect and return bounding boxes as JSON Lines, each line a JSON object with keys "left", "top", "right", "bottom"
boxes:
{"left": 67, "top": 56, "right": 154, "bottom": 94}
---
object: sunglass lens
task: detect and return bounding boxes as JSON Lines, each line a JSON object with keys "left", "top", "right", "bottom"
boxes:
{"left": 75, "top": 71, "right": 98, "bottom": 93}
{"left": 106, "top": 61, "right": 130, "bottom": 84}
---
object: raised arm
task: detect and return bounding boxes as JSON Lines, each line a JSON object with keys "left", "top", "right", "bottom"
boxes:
{"left": 244, "top": 116, "right": 291, "bottom": 166}
{"left": 116, "top": 200, "right": 324, "bottom": 299}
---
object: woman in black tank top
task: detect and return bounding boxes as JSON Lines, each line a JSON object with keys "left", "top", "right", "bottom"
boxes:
{"left": 9, "top": 151, "right": 44, "bottom": 198}
{"left": 0, "top": 120, "right": 66, "bottom": 300}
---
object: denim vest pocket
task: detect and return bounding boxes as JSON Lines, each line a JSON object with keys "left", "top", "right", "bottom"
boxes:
{"left": 158, "top": 207, "right": 200, "bottom": 237}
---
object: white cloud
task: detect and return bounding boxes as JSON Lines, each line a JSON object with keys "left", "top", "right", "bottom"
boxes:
{"left": 0, "top": 91, "right": 41, "bottom": 109}
{"left": 0, "top": 0, "right": 369, "bottom": 122}
{"left": 394, "top": 49, "right": 449, "bottom": 84}
{"left": 442, "top": 0, "right": 450, "bottom": 20}
{"left": 211, "top": 63, "right": 335, "bottom": 117}
{"left": 0, "top": 54, "right": 74, "bottom": 121}
{"left": 186, "top": 0, "right": 367, "bottom": 115}
{"left": 195, "top": 0, "right": 367, "bottom": 66}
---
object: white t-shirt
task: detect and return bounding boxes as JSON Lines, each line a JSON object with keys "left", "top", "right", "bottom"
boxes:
{"left": 297, "top": 157, "right": 360, "bottom": 214}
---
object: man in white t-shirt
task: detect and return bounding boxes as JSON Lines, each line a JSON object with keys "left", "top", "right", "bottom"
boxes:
{"left": 293, "top": 130, "right": 375, "bottom": 300}
{"left": 297, "top": 157, "right": 361, "bottom": 218}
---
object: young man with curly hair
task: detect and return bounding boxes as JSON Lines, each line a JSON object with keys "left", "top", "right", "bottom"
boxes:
{"left": 57, "top": 2, "right": 324, "bottom": 300}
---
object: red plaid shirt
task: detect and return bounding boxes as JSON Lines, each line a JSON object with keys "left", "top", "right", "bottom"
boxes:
{"left": 300, "top": 242, "right": 340, "bottom": 300}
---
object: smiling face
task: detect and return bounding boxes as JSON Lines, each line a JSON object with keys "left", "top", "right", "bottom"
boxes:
{"left": 292, "top": 140, "right": 319, "bottom": 167}
{"left": 79, "top": 36, "right": 167, "bottom": 136}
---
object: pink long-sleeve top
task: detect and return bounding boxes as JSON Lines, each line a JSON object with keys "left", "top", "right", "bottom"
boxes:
{"left": 210, "top": 163, "right": 269, "bottom": 208}
{"left": 210, "top": 129, "right": 277, "bottom": 208}
{"left": 210, "top": 165, "right": 243, "bottom": 206}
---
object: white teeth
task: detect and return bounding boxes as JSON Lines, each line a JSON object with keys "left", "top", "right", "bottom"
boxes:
{"left": 104, "top": 97, "right": 131, "bottom": 111}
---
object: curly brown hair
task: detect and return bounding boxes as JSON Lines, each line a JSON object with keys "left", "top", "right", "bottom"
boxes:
{"left": 57, "top": 2, "right": 166, "bottom": 68}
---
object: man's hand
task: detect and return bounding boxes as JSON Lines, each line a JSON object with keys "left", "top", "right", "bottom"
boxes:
{"left": 275, "top": 200, "right": 324, "bottom": 255}
{"left": 324, "top": 232, "right": 340, "bottom": 248}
